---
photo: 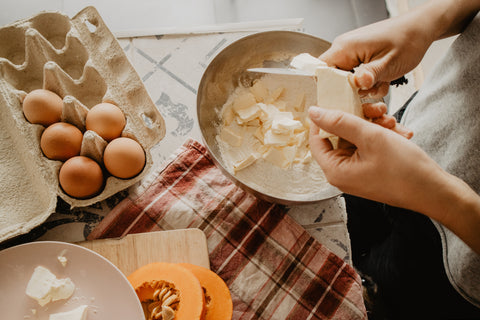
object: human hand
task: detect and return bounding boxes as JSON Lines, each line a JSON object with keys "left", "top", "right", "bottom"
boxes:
{"left": 308, "top": 105, "right": 480, "bottom": 254}
{"left": 308, "top": 106, "right": 439, "bottom": 209}
{"left": 362, "top": 101, "right": 413, "bottom": 139}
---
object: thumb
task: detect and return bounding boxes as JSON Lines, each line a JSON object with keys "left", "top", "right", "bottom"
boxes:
{"left": 353, "top": 62, "right": 383, "bottom": 90}
{"left": 308, "top": 106, "right": 366, "bottom": 145}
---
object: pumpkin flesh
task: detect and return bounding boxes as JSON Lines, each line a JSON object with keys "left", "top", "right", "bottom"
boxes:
{"left": 128, "top": 262, "right": 206, "bottom": 320}
{"left": 179, "top": 263, "right": 233, "bottom": 320}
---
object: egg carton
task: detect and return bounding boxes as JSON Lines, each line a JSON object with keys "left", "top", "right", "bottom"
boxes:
{"left": 0, "top": 7, "right": 165, "bottom": 242}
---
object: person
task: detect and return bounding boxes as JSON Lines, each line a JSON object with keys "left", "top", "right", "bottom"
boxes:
{"left": 308, "top": 0, "right": 480, "bottom": 318}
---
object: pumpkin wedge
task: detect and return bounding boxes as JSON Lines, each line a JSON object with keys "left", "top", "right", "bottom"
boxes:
{"left": 128, "top": 262, "right": 206, "bottom": 320}
{"left": 179, "top": 263, "right": 233, "bottom": 320}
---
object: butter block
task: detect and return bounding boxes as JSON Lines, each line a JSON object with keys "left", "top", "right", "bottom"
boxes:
{"left": 293, "top": 93, "right": 306, "bottom": 112}
{"left": 26, "top": 266, "right": 75, "bottom": 307}
{"left": 49, "top": 305, "right": 88, "bottom": 320}
{"left": 315, "top": 66, "right": 363, "bottom": 118}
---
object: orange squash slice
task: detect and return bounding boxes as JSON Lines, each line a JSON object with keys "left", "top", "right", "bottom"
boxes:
{"left": 179, "top": 263, "right": 233, "bottom": 320}
{"left": 128, "top": 262, "right": 206, "bottom": 320}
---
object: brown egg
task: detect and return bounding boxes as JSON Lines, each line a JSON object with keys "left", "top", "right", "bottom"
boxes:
{"left": 40, "top": 122, "right": 83, "bottom": 161}
{"left": 103, "top": 137, "right": 145, "bottom": 179}
{"left": 86, "top": 102, "right": 126, "bottom": 141}
{"left": 59, "top": 156, "right": 104, "bottom": 198}
{"left": 23, "top": 89, "right": 63, "bottom": 126}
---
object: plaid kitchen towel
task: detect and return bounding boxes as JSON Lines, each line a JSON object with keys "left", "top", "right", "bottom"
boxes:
{"left": 88, "top": 138, "right": 367, "bottom": 320}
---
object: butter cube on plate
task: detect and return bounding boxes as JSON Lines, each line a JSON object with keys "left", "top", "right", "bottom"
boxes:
{"left": 49, "top": 305, "right": 88, "bottom": 320}
{"left": 26, "top": 266, "right": 75, "bottom": 307}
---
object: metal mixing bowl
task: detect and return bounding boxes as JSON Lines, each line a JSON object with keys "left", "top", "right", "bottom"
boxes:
{"left": 197, "top": 30, "right": 342, "bottom": 205}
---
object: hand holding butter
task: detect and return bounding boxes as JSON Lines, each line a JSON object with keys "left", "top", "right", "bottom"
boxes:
{"left": 215, "top": 52, "right": 411, "bottom": 199}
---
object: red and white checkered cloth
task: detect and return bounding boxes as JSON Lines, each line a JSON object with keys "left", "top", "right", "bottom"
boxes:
{"left": 88, "top": 139, "right": 366, "bottom": 319}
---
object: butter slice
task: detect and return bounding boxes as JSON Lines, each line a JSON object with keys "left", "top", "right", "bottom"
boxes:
{"left": 271, "top": 116, "right": 303, "bottom": 135}
{"left": 49, "top": 305, "right": 88, "bottom": 320}
{"left": 263, "top": 130, "right": 291, "bottom": 147}
{"left": 290, "top": 53, "right": 327, "bottom": 74}
{"left": 235, "top": 103, "right": 262, "bottom": 122}
{"left": 26, "top": 266, "right": 75, "bottom": 307}
{"left": 263, "top": 146, "right": 297, "bottom": 169}
{"left": 233, "top": 154, "right": 258, "bottom": 172}
{"left": 220, "top": 127, "right": 242, "bottom": 147}
{"left": 232, "top": 92, "right": 256, "bottom": 112}
{"left": 258, "top": 103, "right": 279, "bottom": 122}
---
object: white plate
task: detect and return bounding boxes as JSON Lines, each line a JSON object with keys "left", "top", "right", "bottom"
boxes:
{"left": 0, "top": 241, "right": 144, "bottom": 320}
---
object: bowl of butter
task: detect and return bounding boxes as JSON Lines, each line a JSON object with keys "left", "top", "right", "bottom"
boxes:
{"left": 197, "top": 31, "right": 345, "bottom": 205}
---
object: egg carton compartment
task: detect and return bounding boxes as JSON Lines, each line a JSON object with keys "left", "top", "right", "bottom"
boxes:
{"left": 0, "top": 7, "right": 165, "bottom": 242}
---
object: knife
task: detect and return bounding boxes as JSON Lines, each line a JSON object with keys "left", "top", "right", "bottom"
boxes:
{"left": 247, "top": 67, "right": 314, "bottom": 76}
{"left": 247, "top": 67, "right": 408, "bottom": 86}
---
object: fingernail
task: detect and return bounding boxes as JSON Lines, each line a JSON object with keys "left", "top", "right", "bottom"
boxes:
{"left": 308, "top": 106, "right": 323, "bottom": 120}
{"left": 355, "top": 68, "right": 374, "bottom": 90}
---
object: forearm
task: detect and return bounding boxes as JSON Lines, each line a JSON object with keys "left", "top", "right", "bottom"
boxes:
{"left": 410, "top": 0, "right": 480, "bottom": 41}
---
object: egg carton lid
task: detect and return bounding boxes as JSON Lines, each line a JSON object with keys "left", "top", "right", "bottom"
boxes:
{"left": 0, "top": 7, "right": 165, "bottom": 243}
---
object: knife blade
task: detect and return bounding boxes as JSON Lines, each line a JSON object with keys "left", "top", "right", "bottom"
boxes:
{"left": 247, "top": 67, "right": 314, "bottom": 77}
{"left": 248, "top": 67, "right": 408, "bottom": 86}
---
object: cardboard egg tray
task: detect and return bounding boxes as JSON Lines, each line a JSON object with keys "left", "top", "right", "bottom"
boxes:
{"left": 0, "top": 7, "right": 165, "bottom": 242}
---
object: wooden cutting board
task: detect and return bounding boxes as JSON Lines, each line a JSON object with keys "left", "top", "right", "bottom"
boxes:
{"left": 78, "top": 229, "right": 210, "bottom": 276}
